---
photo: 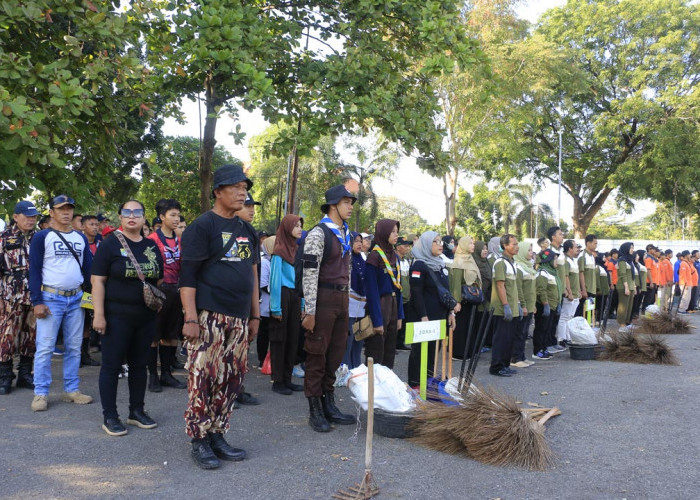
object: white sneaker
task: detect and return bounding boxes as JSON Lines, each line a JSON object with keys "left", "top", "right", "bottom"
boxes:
{"left": 292, "top": 364, "right": 305, "bottom": 378}
{"left": 510, "top": 361, "right": 530, "bottom": 368}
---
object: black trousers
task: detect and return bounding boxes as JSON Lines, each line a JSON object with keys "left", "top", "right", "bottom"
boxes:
{"left": 610, "top": 287, "right": 619, "bottom": 316}
{"left": 396, "top": 301, "right": 409, "bottom": 348}
{"left": 642, "top": 286, "right": 656, "bottom": 312}
{"left": 364, "top": 294, "right": 398, "bottom": 369}
{"left": 533, "top": 305, "right": 551, "bottom": 355}
{"left": 257, "top": 316, "right": 270, "bottom": 365}
{"left": 510, "top": 313, "right": 532, "bottom": 362}
{"left": 547, "top": 307, "right": 561, "bottom": 348}
{"left": 631, "top": 288, "right": 644, "bottom": 319}
{"left": 452, "top": 303, "right": 481, "bottom": 360}
{"left": 269, "top": 288, "right": 301, "bottom": 384}
{"left": 407, "top": 339, "right": 438, "bottom": 388}
{"left": 99, "top": 313, "right": 155, "bottom": 420}
{"left": 490, "top": 315, "right": 517, "bottom": 373}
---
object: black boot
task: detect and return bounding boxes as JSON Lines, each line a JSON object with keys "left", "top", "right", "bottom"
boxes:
{"left": 322, "top": 391, "right": 355, "bottom": 425}
{"left": 160, "top": 346, "right": 186, "bottom": 389}
{"left": 191, "top": 437, "right": 221, "bottom": 470}
{"left": 308, "top": 396, "right": 331, "bottom": 433}
{"left": 81, "top": 338, "right": 100, "bottom": 366}
{"left": 0, "top": 361, "right": 14, "bottom": 395}
{"left": 148, "top": 374, "right": 162, "bottom": 393}
{"left": 15, "top": 356, "right": 34, "bottom": 389}
{"left": 208, "top": 432, "right": 246, "bottom": 461}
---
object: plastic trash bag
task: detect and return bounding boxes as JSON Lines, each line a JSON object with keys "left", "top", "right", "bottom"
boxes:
{"left": 347, "top": 363, "right": 415, "bottom": 413}
{"left": 568, "top": 316, "right": 597, "bottom": 345}
{"left": 645, "top": 304, "right": 660, "bottom": 317}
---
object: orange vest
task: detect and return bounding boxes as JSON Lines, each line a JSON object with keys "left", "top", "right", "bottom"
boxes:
{"left": 660, "top": 259, "right": 674, "bottom": 284}
{"left": 679, "top": 260, "right": 693, "bottom": 287}
{"left": 644, "top": 257, "right": 659, "bottom": 285}
{"left": 605, "top": 260, "right": 618, "bottom": 285}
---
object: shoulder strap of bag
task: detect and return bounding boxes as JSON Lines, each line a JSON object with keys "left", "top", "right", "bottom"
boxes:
{"left": 113, "top": 231, "right": 146, "bottom": 282}
{"left": 203, "top": 227, "right": 239, "bottom": 268}
{"left": 50, "top": 229, "right": 82, "bottom": 271}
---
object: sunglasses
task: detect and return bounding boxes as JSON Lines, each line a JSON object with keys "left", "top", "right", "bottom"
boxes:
{"left": 50, "top": 195, "right": 75, "bottom": 207}
{"left": 120, "top": 208, "right": 145, "bottom": 218}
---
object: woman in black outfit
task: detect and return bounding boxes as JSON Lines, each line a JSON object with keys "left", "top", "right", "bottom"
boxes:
{"left": 91, "top": 200, "right": 164, "bottom": 436}
{"left": 406, "top": 231, "right": 458, "bottom": 387}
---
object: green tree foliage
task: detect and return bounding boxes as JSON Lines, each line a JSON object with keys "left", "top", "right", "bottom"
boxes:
{"left": 153, "top": 0, "right": 479, "bottom": 214}
{"left": 514, "top": 0, "right": 700, "bottom": 237}
{"left": 376, "top": 196, "right": 427, "bottom": 236}
{"left": 138, "top": 137, "right": 241, "bottom": 223}
{"left": 0, "top": 1, "right": 162, "bottom": 212}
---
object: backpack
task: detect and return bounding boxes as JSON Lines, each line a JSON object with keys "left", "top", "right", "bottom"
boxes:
{"left": 294, "top": 224, "right": 336, "bottom": 298}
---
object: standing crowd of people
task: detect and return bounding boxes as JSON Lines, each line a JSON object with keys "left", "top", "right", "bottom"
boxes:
{"left": 0, "top": 165, "right": 695, "bottom": 469}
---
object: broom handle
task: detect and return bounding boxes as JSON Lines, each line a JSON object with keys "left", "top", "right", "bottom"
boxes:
{"left": 433, "top": 338, "right": 439, "bottom": 378}
{"left": 601, "top": 288, "right": 614, "bottom": 336}
{"left": 465, "top": 308, "right": 495, "bottom": 389}
{"left": 457, "top": 304, "right": 480, "bottom": 391}
{"left": 538, "top": 407, "right": 559, "bottom": 426}
{"left": 365, "top": 357, "right": 374, "bottom": 470}
{"left": 674, "top": 285, "right": 686, "bottom": 317}
{"left": 448, "top": 324, "right": 454, "bottom": 379}
{"left": 442, "top": 336, "right": 447, "bottom": 381}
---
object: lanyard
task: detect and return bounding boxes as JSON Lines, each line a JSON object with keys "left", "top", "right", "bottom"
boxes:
{"left": 372, "top": 247, "right": 402, "bottom": 290}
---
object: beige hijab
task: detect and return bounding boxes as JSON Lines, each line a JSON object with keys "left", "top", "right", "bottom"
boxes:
{"left": 262, "top": 235, "right": 276, "bottom": 257}
{"left": 449, "top": 236, "right": 482, "bottom": 287}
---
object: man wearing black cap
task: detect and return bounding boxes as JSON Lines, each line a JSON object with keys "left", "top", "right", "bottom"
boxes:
{"left": 0, "top": 201, "right": 39, "bottom": 394}
{"left": 300, "top": 184, "right": 357, "bottom": 432}
{"left": 179, "top": 164, "right": 260, "bottom": 469}
{"left": 29, "top": 195, "right": 93, "bottom": 411}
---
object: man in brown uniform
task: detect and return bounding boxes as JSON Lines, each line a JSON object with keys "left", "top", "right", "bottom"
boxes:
{"left": 0, "top": 201, "right": 39, "bottom": 394}
{"left": 301, "top": 185, "right": 357, "bottom": 432}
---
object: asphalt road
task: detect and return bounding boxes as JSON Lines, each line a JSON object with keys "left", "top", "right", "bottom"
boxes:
{"left": 1, "top": 315, "right": 700, "bottom": 499}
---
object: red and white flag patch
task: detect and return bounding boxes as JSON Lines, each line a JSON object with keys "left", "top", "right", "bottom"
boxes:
{"left": 411, "top": 271, "right": 421, "bottom": 278}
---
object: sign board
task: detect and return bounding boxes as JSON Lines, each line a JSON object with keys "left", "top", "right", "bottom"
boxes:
{"left": 405, "top": 320, "right": 446, "bottom": 344}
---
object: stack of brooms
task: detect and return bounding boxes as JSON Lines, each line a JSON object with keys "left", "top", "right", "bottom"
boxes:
{"left": 409, "top": 307, "right": 560, "bottom": 471}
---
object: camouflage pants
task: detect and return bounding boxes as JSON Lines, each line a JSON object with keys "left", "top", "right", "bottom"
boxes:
{"left": 184, "top": 310, "right": 249, "bottom": 439}
{"left": 0, "top": 301, "right": 36, "bottom": 362}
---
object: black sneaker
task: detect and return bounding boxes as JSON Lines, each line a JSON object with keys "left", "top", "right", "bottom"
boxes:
{"left": 272, "top": 382, "right": 292, "bottom": 395}
{"left": 490, "top": 368, "right": 512, "bottom": 377}
{"left": 237, "top": 391, "right": 260, "bottom": 405}
{"left": 191, "top": 438, "right": 221, "bottom": 470}
{"left": 102, "top": 418, "right": 128, "bottom": 436}
{"left": 285, "top": 381, "right": 304, "bottom": 392}
{"left": 208, "top": 432, "right": 246, "bottom": 461}
{"left": 126, "top": 409, "right": 157, "bottom": 429}
{"left": 148, "top": 374, "right": 162, "bottom": 393}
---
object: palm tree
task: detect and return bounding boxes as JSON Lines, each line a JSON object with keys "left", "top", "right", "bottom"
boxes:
{"left": 502, "top": 183, "right": 554, "bottom": 238}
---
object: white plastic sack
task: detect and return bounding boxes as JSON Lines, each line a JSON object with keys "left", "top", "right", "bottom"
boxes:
{"left": 568, "top": 316, "right": 597, "bottom": 345}
{"left": 646, "top": 304, "right": 660, "bottom": 317}
{"left": 346, "top": 363, "right": 415, "bottom": 413}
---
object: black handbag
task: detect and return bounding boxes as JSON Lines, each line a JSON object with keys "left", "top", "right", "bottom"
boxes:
{"left": 427, "top": 268, "right": 458, "bottom": 311}
{"left": 461, "top": 284, "right": 484, "bottom": 304}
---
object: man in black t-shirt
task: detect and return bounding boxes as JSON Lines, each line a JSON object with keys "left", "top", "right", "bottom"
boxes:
{"left": 180, "top": 164, "right": 260, "bottom": 470}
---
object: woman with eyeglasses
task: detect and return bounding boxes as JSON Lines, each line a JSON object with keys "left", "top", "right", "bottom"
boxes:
{"left": 406, "top": 231, "right": 458, "bottom": 387}
{"left": 91, "top": 200, "right": 164, "bottom": 436}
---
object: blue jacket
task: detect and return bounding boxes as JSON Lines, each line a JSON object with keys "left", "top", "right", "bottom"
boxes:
{"left": 674, "top": 259, "right": 681, "bottom": 283}
{"left": 364, "top": 260, "right": 404, "bottom": 327}
{"left": 269, "top": 255, "right": 296, "bottom": 317}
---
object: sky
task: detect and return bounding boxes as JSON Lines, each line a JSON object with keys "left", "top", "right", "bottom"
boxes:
{"left": 161, "top": 0, "right": 655, "bottom": 227}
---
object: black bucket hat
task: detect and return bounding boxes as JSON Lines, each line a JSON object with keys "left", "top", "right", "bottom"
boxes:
{"left": 321, "top": 185, "right": 357, "bottom": 214}
{"left": 212, "top": 164, "right": 253, "bottom": 194}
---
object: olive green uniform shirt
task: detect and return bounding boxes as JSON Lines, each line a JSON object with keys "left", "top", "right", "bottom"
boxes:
{"left": 597, "top": 265, "right": 610, "bottom": 295}
{"left": 567, "top": 257, "right": 581, "bottom": 299}
{"left": 516, "top": 266, "right": 536, "bottom": 312}
{"left": 578, "top": 251, "right": 597, "bottom": 296}
{"left": 536, "top": 269, "right": 561, "bottom": 308}
{"left": 491, "top": 257, "right": 519, "bottom": 317}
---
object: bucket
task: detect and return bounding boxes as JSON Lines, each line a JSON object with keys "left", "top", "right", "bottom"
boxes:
{"left": 569, "top": 343, "right": 599, "bottom": 360}
{"left": 374, "top": 409, "right": 415, "bottom": 439}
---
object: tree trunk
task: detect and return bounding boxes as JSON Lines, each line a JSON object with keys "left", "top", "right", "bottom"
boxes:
{"left": 286, "top": 117, "right": 303, "bottom": 215}
{"left": 443, "top": 169, "right": 458, "bottom": 235}
{"left": 199, "top": 76, "right": 218, "bottom": 215}
{"left": 571, "top": 186, "right": 614, "bottom": 238}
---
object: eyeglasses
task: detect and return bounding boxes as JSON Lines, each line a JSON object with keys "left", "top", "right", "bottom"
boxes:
{"left": 120, "top": 208, "right": 144, "bottom": 218}
{"left": 433, "top": 240, "right": 444, "bottom": 246}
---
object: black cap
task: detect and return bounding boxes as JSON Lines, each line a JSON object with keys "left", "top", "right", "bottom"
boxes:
{"left": 49, "top": 194, "right": 75, "bottom": 209}
{"left": 396, "top": 236, "right": 413, "bottom": 246}
{"left": 152, "top": 216, "right": 162, "bottom": 226}
{"left": 14, "top": 200, "right": 39, "bottom": 216}
{"left": 321, "top": 185, "right": 357, "bottom": 213}
{"left": 212, "top": 164, "right": 252, "bottom": 193}
{"left": 244, "top": 193, "right": 261, "bottom": 206}
{"left": 258, "top": 230, "right": 270, "bottom": 238}
{"left": 96, "top": 213, "right": 109, "bottom": 222}
{"left": 539, "top": 248, "right": 557, "bottom": 264}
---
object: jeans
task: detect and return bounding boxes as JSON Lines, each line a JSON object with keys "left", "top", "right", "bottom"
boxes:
{"left": 33, "top": 291, "right": 85, "bottom": 396}
{"left": 343, "top": 318, "right": 364, "bottom": 369}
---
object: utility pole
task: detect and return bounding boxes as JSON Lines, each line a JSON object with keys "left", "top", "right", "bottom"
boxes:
{"left": 557, "top": 130, "right": 563, "bottom": 224}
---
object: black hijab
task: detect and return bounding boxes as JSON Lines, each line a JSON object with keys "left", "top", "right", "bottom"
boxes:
{"left": 474, "top": 240, "right": 492, "bottom": 298}
{"left": 619, "top": 241, "right": 636, "bottom": 278}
